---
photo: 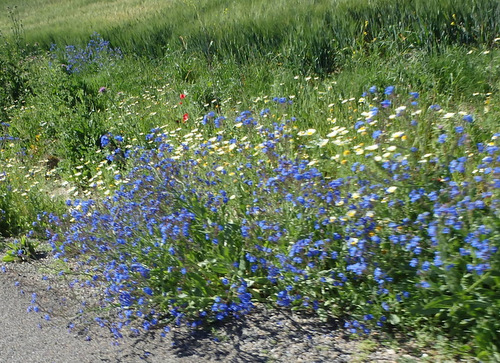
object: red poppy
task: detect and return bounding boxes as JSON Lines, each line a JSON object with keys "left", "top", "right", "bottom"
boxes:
{"left": 183, "top": 113, "right": 189, "bottom": 122}
{"left": 180, "top": 94, "right": 186, "bottom": 100}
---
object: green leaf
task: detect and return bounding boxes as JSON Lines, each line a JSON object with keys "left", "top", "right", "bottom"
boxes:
{"left": 210, "top": 263, "right": 229, "bottom": 274}
{"left": 388, "top": 314, "right": 401, "bottom": 324}
{"left": 423, "top": 297, "right": 456, "bottom": 309}
{"left": 2, "top": 253, "right": 16, "bottom": 262}
{"left": 477, "top": 350, "right": 492, "bottom": 361}
{"left": 188, "top": 272, "right": 213, "bottom": 295}
{"left": 316, "top": 308, "right": 329, "bottom": 322}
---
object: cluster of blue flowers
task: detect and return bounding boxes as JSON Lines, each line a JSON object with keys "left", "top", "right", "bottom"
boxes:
{"left": 50, "top": 33, "right": 122, "bottom": 74}
{"left": 34, "top": 87, "right": 499, "bottom": 346}
{"left": 0, "top": 122, "right": 17, "bottom": 146}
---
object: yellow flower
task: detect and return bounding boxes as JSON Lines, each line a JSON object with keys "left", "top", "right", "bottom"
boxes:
{"left": 347, "top": 210, "right": 357, "bottom": 218}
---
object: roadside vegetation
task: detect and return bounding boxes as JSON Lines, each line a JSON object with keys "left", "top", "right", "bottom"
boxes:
{"left": 1, "top": 0, "right": 499, "bottom": 360}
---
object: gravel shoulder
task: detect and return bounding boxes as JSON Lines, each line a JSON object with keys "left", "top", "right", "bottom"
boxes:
{"left": 0, "top": 253, "right": 424, "bottom": 363}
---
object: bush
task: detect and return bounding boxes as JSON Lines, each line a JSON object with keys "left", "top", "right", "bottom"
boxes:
{"left": 44, "top": 87, "right": 499, "bottom": 358}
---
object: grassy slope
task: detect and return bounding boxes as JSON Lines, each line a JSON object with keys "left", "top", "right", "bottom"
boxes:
{"left": 0, "top": 0, "right": 169, "bottom": 35}
{"left": 0, "top": 0, "right": 499, "bottom": 213}
{"left": 2, "top": 0, "right": 499, "bottom": 54}
{"left": 1, "top": 0, "right": 499, "bottom": 214}
{"left": 2, "top": 0, "right": 499, "bottom": 110}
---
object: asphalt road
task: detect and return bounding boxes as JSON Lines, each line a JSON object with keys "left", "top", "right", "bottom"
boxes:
{"left": 0, "top": 265, "right": 204, "bottom": 363}
{"left": 0, "top": 259, "right": 409, "bottom": 363}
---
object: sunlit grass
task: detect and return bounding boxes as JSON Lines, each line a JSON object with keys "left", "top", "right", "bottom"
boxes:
{"left": 0, "top": 0, "right": 172, "bottom": 36}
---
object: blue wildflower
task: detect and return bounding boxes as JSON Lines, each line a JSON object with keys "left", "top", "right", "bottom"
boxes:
{"left": 384, "top": 86, "right": 395, "bottom": 95}
{"left": 462, "top": 114, "right": 473, "bottom": 123}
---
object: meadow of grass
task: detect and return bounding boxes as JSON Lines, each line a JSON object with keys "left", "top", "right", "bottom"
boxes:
{"left": 1, "top": 0, "right": 499, "bottom": 360}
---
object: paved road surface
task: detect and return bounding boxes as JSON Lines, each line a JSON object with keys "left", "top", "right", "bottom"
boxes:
{"left": 0, "top": 265, "right": 203, "bottom": 363}
{"left": 0, "top": 260, "right": 408, "bottom": 363}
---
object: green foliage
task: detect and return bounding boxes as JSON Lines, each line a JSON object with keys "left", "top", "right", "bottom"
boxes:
{"left": 2, "top": 0, "right": 500, "bottom": 73}
{"left": 2, "top": 235, "right": 41, "bottom": 262}
{"left": 0, "top": 169, "right": 68, "bottom": 237}
{"left": 42, "top": 87, "right": 499, "bottom": 359}
{"left": 0, "top": 7, "right": 31, "bottom": 120}
{"left": 0, "top": 179, "right": 21, "bottom": 236}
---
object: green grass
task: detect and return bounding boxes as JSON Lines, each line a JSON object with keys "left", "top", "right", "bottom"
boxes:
{"left": 2, "top": 0, "right": 499, "bottom": 63}
{"left": 0, "top": 0, "right": 499, "bottom": 360}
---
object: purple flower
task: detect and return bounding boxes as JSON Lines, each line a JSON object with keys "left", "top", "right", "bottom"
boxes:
{"left": 99, "top": 86, "right": 107, "bottom": 93}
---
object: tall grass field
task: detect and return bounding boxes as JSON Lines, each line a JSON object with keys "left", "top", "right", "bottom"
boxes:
{"left": 1, "top": 0, "right": 499, "bottom": 359}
